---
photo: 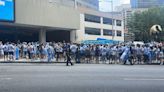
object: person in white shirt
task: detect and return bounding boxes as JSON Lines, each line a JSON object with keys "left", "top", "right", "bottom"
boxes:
{"left": 23, "top": 43, "right": 28, "bottom": 58}
{"left": 70, "top": 43, "right": 77, "bottom": 60}
{"left": 28, "top": 43, "right": 34, "bottom": 60}
{"left": 8, "top": 43, "right": 15, "bottom": 61}
{"left": 0, "top": 42, "right": 4, "bottom": 59}
{"left": 3, "top": 43, "right": 9, "bottom": 61}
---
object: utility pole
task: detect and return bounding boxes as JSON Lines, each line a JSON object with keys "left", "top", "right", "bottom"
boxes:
{"left": 100, "top": 0, "right": 114, "bottom": 41}
{"left": 74, "top": 0, "right": 77, "bottom": 43}
{"left": 74, "top": 0, "right": 77, "bottom": 9}
{"left": 111, "top": 0, "right": 114, "bottom": 41}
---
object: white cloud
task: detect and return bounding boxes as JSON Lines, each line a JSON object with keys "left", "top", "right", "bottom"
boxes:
{"left": 0, "top": 0, "right": 5, "bottom": 6}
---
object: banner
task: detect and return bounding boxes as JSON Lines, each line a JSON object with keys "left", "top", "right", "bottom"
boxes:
{"left": 0, "top": 0, "right": 15, "bottom": 22}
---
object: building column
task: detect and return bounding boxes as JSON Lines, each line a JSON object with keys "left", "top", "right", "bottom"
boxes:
{"left": 100, "top": 17, "right": 103, "bottom": 24}
{"left": 39, "top": 28, "right": 46, "bottom": 44}
{"left": 101, "top": 29, "right": 103, "bottom": 36}
{"left": 70, "top": 31, "right": 76, "bottom": 43}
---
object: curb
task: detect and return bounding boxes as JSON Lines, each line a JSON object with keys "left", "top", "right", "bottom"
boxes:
{"left": 0, "top": 61, "right": 67, "bottom": 63}
{"left": 0, "top": 62, "right": 161, "bottom": 65}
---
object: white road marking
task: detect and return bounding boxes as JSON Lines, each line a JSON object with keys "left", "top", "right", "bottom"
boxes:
{"left": 124, "top": 78, "right": 164, "bottom": 81}
{"left": 0, "top": 78, "right": 12, "bottom": 81}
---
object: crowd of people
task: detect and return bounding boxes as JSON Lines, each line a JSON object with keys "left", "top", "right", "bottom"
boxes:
{"left": 0, "top": 41, "right": 163, "bottom": 65}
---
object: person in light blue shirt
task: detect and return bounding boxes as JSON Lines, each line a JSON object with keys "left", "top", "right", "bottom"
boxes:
{"left": 15, "top": 45, "right": 19, "bottom": 60}
{"left": 143, "top": 45, "right": 150, "bottom": 64}
{"left": 120, "top": 46, "right": 129, "bottom": 62}
{"left": 47, "top": 45, "right": 52, "bottom": 62}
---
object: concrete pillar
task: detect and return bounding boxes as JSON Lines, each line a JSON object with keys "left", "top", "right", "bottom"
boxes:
{"left": 39, "top": 29, "right": 46, "bottom": 44}
{"left": 101, "top": 29, "right": 103, "bottom": 36}
{"left": 70, "top": 31, "right": 76, "bottom": 43}
{"left": 100, "top": 17, "right": 103, "bottom": 24}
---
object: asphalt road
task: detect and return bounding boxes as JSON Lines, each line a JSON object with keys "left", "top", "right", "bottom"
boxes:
{"left": 0, "top": 63, "right": 164, "bottom": 92}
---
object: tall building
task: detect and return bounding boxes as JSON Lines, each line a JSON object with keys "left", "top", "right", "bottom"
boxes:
{"left": 115, "top": 4, "right": 148, "bottom": 41}
{"left": 131, "top": 0, "right": 164, "bottom": 8}
{"left": 121, "top": 8, "right": 148, "bottom": 41}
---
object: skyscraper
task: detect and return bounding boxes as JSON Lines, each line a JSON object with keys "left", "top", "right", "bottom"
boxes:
{"left": 131, "top": 0, "right": 164, "bottom": 8}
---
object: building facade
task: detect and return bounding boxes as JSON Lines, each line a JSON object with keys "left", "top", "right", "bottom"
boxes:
{"left": 76, "top": 7, "right": 124, "bottom": 43}
{"left": 0, "top": 0, "right": 124, "bottom": 44}
{"left": 0, "top": 0, "right": 80, "bottom": 43}
{"left": 131, "top": 0, "right": 164, "bottom": 8}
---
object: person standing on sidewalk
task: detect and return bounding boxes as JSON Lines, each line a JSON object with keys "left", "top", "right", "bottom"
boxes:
{"left": 159, "top": 47, "right": 164, "bottom": 65}
{"left": 3, "top": 43, "right": 9, "bottom": 61}
{"left": 22, "top": 43, "right": 28, "bottom": 59}
{"left": 95, "top": 45, "right": 100, "bottom": 64}
{"left": 15, "top": 44, "right": 20, "bottom": 60}
{"left": 47, "top": 44, "right": 54, "bottom": 62}
{"left": 136, "top": 44, "right": 143, "bottom": 64}
{"left": 143, "top": 45, "right": 150, "bottom": 64}
{"left": 8, "top": 43, "right": 15, "bottom": 61}
{"left": 128, "top": 46, "right": 134, "bottom": 65}
{"left": 0, "top": 42, "right": 4, "bottom": 59}
{"left": 75, "top": 45, "right": 80, "bottom": 63}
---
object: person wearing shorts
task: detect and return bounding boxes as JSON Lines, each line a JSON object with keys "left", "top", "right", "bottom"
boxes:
{"left": 8, "top": 43, "right": 15, "bottom": 61}
{"left": 3, "top": 44, "right": 9, "bottom": 61}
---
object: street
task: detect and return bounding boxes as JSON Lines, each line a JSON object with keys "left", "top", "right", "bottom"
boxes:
{"left": 0, "top": 63, "right": 164, "bottom": 92}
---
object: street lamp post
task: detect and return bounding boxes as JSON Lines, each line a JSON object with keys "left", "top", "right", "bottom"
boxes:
{"left": 110, "top": 0, "right": 114, "bottom": 41}
{"left": 74, "top": 0, "right": 77, "bottom": 9}
{"left": 99, "top": 0, "right": 114, "bottom": 41}
{"left": 107, "top": 0, "right": 114, "bottom": 40}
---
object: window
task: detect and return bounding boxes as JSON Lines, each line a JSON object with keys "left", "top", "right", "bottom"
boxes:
{"left": 103, "top": 17, "right": 112, "bottom": 25}
{"left": 116, "top": 20, "right": 122, "bottom": 26}
{"left": 103, "top": 29, "right": 113, "bottom": 36}
{"left": 85, "top": 14, "right": 101, "bottom": 23}
{"left": 85, "top": 27, "right": 101, "bottom": 35}
{"left": 116, "top": 31, "right": 122, "bottom": 36}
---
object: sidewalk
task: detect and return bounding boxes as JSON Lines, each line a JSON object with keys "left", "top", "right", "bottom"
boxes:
{"left": 0, "top": 60, "right": 160, "bottom": 65}
{"left": 0, "top": 58, "right": 161, "bottom": 65}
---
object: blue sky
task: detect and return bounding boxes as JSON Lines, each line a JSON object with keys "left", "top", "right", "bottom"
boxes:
{"left": 99, "top": 0, "right": 130, "bottom": 12}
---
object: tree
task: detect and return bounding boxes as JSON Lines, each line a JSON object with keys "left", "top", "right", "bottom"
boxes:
{"left": 127, "top": 7, "right": 164, "bottom": 42}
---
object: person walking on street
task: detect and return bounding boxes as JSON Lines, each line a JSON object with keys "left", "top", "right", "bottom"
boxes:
{"left": 66, "top": 48, "right": 73, "bottom": 66}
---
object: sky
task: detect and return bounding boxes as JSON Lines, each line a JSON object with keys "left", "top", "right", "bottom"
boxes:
{"left": 99, "top": 0, "right": 130, "bottom": 12}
